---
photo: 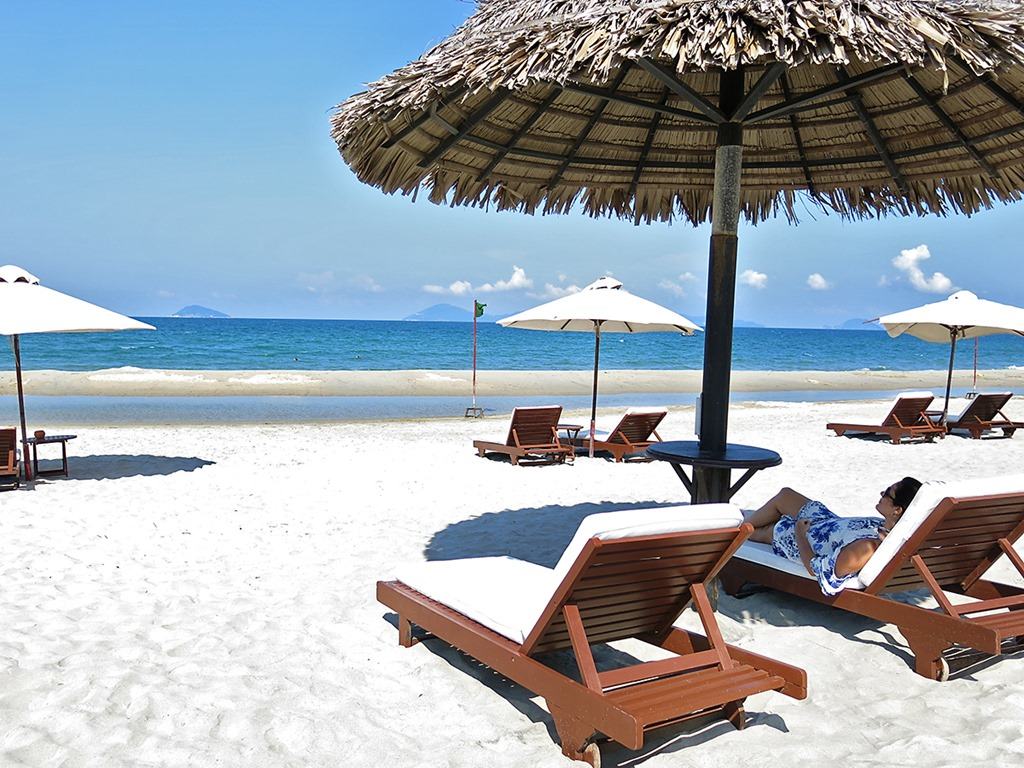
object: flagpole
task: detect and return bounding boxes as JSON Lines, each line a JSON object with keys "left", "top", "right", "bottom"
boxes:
{"left": 472, "top": 299, "right": 478, "bottom": 409}
{"left": 465, "top": 300, "right": 484, "bottom": 417}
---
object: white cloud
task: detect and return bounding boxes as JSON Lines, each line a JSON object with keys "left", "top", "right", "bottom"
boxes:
{"left": 477, "top": 265, "right": 532, "bottom": 293}
{"left": 421, "top": 266, "right": 532, "bottom": 296}
{"left": 877, "top": 275, "right": 892, "bottom": 287}
{"left": 156, "top": 289, "right": 175, "bottom": 299}
{"left": 349, "top": 275, "right": 383, "bottom": 293}
{"left": 658, "top": 272, "right": 698, "bottom": 298}
{"left": 892, "top": 244, "right": 954, "bottom": 294}
{"left": 531, "top": 282, "right": 581, "bottom": 299}
{"left": 807, "top": 273, "right": 831, "bottom": 290}
{"left": 739, "top": 269, "right": 768, "bottom": 289}
{"left": 297, "top": 270, "right": 336, "bottom": 294}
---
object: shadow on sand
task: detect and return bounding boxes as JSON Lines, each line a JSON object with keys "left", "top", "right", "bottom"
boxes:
{"left": 34, "top": 454, "right": 215, "bottom": 481}
{"left": 424, "top": 500, "right": 684, "bottom": 567}
{"left": 382, "top": 612, "right": 790, "bottom": 766}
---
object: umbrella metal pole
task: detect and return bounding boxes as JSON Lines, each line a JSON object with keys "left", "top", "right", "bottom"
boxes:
{"left": 695, "top": 71, "right": 745, "bottom": 504}
{"left": 590, "top": 322, "right": 601, "bottom": 458}
{"left": 942, "top": 328, "right": 959, "bottom": 423}
{"left": 12, "top": 335, "right": 31, "bottom": 482}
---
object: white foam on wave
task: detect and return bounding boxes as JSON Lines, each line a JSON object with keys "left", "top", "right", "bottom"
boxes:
{"left": 226, "top": 373, "right": 319, "bottom": 385}
{"left": 88, "top": 368, "right": 215, "bottom": 383}
{"left": 418, "top": 372, "right": 463, "bottom": 383}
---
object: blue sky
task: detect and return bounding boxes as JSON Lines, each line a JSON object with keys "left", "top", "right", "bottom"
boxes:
{"left": 2, "top": 1, "right": 1021, "bottom": 328}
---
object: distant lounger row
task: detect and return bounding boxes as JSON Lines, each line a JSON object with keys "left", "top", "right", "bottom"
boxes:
{"left": 473, "top": 405, "right": 668, "bottom": 465}
{"left": 828, "top": 391, "right": 1024, "bottom": 444}
{"left": 380, "top": 475, "right": 1024, "bottom": 764}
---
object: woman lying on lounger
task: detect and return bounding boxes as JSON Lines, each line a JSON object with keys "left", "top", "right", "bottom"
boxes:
{"left": 746, "top": 477, "right": 922, "bottom": 595}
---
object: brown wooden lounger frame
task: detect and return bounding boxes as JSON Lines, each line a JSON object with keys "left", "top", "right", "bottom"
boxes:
{"left": 0, "top": 428, "right": 19, "bottom": 490}
{"left": 826, "top": 395, "right": 945, "bottom": 444}
{"left": 379, "top": 524, "right": 806, "bottom": 765}
{"left": 946, "top": 393, "right": 1024, "bottom": 439}
{"left": 582, "top": 411, "right": 666, "bottom": 462}
{"left": 473, "top": 405, "right": 574, "bottom": 465}
{"left": 722, "top": 491, "right": 1024, "bottom": 681}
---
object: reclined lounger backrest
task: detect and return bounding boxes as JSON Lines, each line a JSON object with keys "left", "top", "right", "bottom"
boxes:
{"left": 857, "top": 474, "right": 1024, "bottom": 593}
{"left": 953, "top": 393, "right": 1013, "bottom": 424}
{"left": 881, "top": 392, "right": 934, "bottom": 427}
{"left": 522, "top": 504, "right": 744, "bottom": 654}
{"left": 505, "top": 405, "right": 562, "bottom": 446}
{"left": 608, "top": 410, "right": 666, "bottom": 445}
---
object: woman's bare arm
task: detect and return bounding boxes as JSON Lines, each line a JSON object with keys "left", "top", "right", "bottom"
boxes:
{"left": 795, "top": 519, "right": 815, "bottom": 576}
{"left": 834, "top": 539, "right": 879, "bottom": 577}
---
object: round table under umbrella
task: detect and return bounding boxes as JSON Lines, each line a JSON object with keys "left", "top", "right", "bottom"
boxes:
{"left": 0, "top": 265, "right": 155, "bottom": 481}
{"left": 332, "top": 1, "right": 1024, "bottom": 501}
{"left": 498, "top": 276, "right": 699, "bottom": 457}
{"left": 877, "top": 290, "right": 1024, "bottom": 422}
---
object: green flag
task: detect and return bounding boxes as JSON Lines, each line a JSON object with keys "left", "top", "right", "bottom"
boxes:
{"left": 474, "top": 300, "right": 486, "bottom": 318}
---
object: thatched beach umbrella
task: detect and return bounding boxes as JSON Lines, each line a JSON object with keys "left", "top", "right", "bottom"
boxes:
{"left": 332, "top": 0, "right": 1024, "bottom": 502}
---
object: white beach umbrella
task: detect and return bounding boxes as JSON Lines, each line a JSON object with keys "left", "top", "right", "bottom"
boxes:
{"left": 0, "top": 265, "right": 155, "bottom": 480}
{"left": 877, "top": 290, "right": 1024, "bottom": 421}
{"left": 499, "top": 277, "right": 700, "bottom": 456}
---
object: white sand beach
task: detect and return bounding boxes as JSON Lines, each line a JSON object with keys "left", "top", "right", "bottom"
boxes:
{"left": 3, "top": 397, "right": 1024, "bottom": 767}
{"left": 3, "top": 367, "right": 1024, "bottom": 397}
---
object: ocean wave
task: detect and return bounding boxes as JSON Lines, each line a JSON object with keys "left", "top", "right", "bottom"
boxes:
{"left": 88, "top": 368, "right": 215, "bottom": 383}
{"left": 226, "top": 373, "right": 319, "bottom": 385}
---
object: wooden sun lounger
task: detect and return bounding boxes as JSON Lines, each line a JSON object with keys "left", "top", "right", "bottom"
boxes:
{"left": 473, "top": 405, "right": 573, "bottom": 465}
{"left": 581, "top": 410, "right": 667, "bottom": 462}
{"left": 0, "top": 428, "right": 19, "bottom": 490}
{"left": 946, "top": 393, "right": 1024, "bottom": 439}
{"left": 722, "top": 490, "right": 1024, "bottom": 681}
{"left": 827, "top": 394, "right": 945, "bottom": 444}
{"left": 379, "top": 522, "right": 806, "bottom": 764}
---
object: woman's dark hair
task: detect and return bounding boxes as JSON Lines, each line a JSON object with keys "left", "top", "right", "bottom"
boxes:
{"left": 892, "top": 476, "right": 922, "bottom": 511}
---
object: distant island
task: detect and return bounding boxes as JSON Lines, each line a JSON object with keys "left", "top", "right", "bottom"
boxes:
{"left": 838, "top": 318, "right": 884, "bottom": 331}
{"left": 404, "top": 303, "right": 489, "bottom": 322}
{"left": 172, "top": 305, "right": 230, "bottom": 319}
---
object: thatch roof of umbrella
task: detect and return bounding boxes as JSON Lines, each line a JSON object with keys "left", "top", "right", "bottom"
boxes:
{"left": 331, "top": 0, "right": 1024, "bottom": 224}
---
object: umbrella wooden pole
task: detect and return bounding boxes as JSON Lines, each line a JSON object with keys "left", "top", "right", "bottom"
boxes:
{"left": 12, "top": 335, "right": 31, "bottom": 482}
{"left": 590, "top": 322, "right": 601, "bottom": 458}
{"left": 942, "top": 329, "right": 959, "bottom": 423}
{"left": 695, "top": 70, "right": 745, "bottom": 504}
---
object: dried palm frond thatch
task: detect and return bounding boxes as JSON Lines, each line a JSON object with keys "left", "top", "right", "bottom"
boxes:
{"left": 331, "top": 0, "right": 1024, "bottom": 224}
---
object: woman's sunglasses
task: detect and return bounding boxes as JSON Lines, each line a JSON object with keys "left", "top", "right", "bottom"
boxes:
{"left": 880, "top": 488, "right": 896, "bottom": 502}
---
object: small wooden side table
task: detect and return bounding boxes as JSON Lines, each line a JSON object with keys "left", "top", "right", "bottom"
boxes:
{"left": 24, "top": 434, "right": 77, "bottom": 478}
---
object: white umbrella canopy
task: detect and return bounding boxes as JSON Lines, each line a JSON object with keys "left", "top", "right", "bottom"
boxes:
{"left": 499, "top": 277, "right": 700, "bottom": 456}
{"left": 878, "top": 290, "right": 1024, "bottom": 420}
{"left": 0, "top": 265, "right": 155, "bottom": 335}
{"left": 0, "top": 265, "right": 155, "bottom": 480}
{"left": 500, "top": 276, "right": 702, "bottom": 334}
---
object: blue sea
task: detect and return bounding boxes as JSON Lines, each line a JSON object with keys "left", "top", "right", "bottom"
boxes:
{"left": 3, "top": 317, "right": 1023, "bottom": 373}
{"left": 3, "top": 318, "right": 1021, "bottom": 423}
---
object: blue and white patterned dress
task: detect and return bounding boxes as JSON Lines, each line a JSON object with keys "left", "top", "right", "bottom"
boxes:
{"left": 772, "top": 500, "right": 884, "bottom": 596}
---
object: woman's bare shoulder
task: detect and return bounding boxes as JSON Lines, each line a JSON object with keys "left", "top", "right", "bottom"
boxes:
{"left": 834, "top": 539, "right": 879, "bottom": 577}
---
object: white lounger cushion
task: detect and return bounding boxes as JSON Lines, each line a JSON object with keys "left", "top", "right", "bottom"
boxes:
{"left": 735, "top": 474, "right": 1024, "bottom": 592}
{"left": 396, "top": 503, "right": 744, "bottom": 644}
{"left": 396, "top": 557, "right": 556, "bottom": 644}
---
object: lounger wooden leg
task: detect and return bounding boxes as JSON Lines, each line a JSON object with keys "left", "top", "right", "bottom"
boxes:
{"left": 548, "top": 704, "right": 600, "bottom": 766}
{"left": 901, "top": 627, "right": 952, "bottom": 681}
{"left": 510, "top": 455, "right": 519, "bottom": 465}
{"left": 398, "top": 615, "right": 415, "bottom": 648}
{"left": 722, "top": 700, "right": 746, "bottom": 730}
